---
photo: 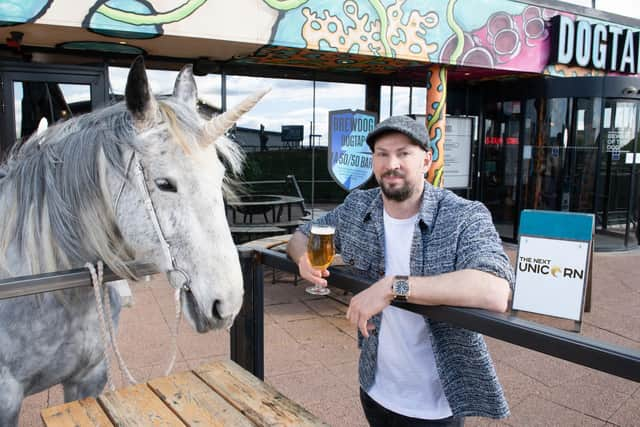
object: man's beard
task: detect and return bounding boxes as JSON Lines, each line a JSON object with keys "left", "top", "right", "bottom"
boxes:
{"left": 378, "top": 170, "right": 413, "bottom": 202}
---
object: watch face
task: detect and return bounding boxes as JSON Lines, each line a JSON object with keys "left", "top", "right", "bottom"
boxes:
{"left": 394, "top": 279, "right": 409, "bottom": 296}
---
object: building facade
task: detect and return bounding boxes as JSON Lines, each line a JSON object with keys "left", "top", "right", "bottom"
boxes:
{"left": 0, "top": 0, "right": 638, "bottom": 249}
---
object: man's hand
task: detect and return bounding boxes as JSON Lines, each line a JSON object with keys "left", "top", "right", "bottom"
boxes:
{"left": 288, "top": 231, "right": 331, "bottom": 288}
{"left": 296, "top": 253, "right": 330, "bottom": 288}
{"left": 346, "top": 276, "right": 394, "bottom": 338}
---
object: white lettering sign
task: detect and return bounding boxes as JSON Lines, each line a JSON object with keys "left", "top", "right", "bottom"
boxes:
{"left": 550, "top": 15, "right": 639, "bottom": 74}
{"left": 513, "top": 236, "right": 589, "bottom": 321}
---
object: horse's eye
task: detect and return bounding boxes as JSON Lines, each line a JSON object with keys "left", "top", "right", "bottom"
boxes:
{"left": 154, "top": 178, "right": 178, "bottom": 193}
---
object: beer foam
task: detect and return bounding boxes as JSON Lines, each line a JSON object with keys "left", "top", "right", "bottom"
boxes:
{"left": 310, "top": 225, "right": 335, "bottom": 235}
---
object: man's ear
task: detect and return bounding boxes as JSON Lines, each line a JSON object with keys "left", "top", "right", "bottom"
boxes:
{"left": 423, "top": 149, "right": 433, "bottom": 173}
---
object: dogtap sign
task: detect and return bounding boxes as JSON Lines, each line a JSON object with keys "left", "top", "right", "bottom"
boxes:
{"left": 328, "top": 109, "right": 377, "bottom": 191}
{"left": 512, "top": 210, "right": 594, "bottom": 329}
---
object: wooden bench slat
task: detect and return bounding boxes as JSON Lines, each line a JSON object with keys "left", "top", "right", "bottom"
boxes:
{"left": 41, "top": 398, "right": 113, "bottom": 427}
{"left": 148, "top": 371, "right": 254, "bottom": 427}
{"left": 194, "top": 360, "right": 328, "bottom": 427}
{"left": 98, "top": 383, "right": 185, "bottom": 426}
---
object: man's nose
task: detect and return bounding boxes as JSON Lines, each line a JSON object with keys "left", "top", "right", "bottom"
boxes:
{"left": 388, "top": 155, "right": 401, "bottom": 169}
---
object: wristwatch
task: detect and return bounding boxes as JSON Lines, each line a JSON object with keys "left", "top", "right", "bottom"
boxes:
{"left": 391, "top": 275, "right": 410, "bottom": 302}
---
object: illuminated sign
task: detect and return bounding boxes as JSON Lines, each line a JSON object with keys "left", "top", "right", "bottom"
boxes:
{"left": 328, "top": 109, "right": 377, "bottom": 191}
{"left": 550, "top": 15, "right": 640, "bottom": 74}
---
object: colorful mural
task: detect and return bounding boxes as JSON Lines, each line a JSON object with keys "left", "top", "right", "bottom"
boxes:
{"left": 265, "top": 0, "right": 638, "bottom": 77}
{"left": 0, "top": 1, "right": 51, "bottom": 26}
{"left": 1, "top": 0, "right": 637, "bottom": 77}
{"left": 235, "top": 45, "right": 425, "bottom": 74}
{"left": 426, "top": 65, "right": 446, "bottom": 187}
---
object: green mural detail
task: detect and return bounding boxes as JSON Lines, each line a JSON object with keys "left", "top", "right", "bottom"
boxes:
{"left": 369, "top": 0, "right": 391, "bottom": 57}
{"left": 446, "top": 0, "right": 464, "bottom": 64}
{"left": 427, "top": 66, "right": 447, "bottom": 132}
{"left": 96, "top": 0, "right": 207, "bottom": 25}
{"left": 264, "top": 0, "right": 309, "bottom": 11}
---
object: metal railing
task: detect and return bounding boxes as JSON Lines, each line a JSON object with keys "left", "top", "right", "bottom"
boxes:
{"left": 2, "top": 251, "right": 638, "bottom": 385}
{"left": 0, "top": 262, "right": 158, "bottom": 299}
{"left": 231, "top": 247, "right": 640, "bottom": 382}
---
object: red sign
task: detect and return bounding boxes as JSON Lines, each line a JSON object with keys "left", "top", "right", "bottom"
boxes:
{"left": 484, "top": 136, "right": 519, "bottom": 145}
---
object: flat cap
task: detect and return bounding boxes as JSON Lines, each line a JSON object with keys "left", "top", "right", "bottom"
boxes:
{"left": 366, "top": 115, "right": 430, "bottom": 151}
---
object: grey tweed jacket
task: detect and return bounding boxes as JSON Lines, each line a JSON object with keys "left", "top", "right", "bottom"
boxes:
{"left": 298, "top": 183, "right": 514, "bottom": 419}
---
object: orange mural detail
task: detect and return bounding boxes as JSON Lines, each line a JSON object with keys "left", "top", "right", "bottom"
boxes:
{"left": 426, "top": 65, "right": 447, "bottom": 187}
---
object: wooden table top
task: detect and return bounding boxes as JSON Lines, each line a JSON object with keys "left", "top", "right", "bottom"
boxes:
{"left": 42, "top": 360, "right": 328, "bottom": 427}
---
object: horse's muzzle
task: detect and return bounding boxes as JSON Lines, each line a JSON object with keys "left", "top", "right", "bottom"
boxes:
{"left": 183, "top": 288, "right": 234, "bottom": 333}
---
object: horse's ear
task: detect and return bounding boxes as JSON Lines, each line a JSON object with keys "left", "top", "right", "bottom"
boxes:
{"left": 125, "top": 56, "right": 158, "bottom": 124}
{"left": 173, "top": 64, "right": 197, "bottom": 106}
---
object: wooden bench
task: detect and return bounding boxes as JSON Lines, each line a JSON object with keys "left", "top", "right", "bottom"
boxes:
{"left": 41, "top": 360, "right": 327, "bottom": 426}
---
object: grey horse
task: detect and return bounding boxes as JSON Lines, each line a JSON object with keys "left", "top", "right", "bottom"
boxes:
{"left": 0, "top": 57, "right": 265, "bottom": 425}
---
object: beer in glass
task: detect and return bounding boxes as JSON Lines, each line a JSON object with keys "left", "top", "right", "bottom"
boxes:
{"left": 306, "top": 225, "right": 335, "bottom": 295}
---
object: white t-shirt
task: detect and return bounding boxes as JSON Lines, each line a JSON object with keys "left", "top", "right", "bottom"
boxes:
{"left": 366, "top": 209, "right": 452, "bottom": 419}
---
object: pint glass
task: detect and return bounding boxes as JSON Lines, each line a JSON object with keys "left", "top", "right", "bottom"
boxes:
{"left": 305, "top": 225, "right": 335, "bottom": 295}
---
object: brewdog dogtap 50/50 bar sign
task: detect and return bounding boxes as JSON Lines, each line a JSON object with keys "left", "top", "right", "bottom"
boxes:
{"left": 328, "top": 109, "right": 378, "bottom": 191}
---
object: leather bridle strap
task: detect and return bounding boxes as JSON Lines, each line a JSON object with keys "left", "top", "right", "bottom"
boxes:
{"left": 115, "top": 151, "right": 190, "bottom": 291}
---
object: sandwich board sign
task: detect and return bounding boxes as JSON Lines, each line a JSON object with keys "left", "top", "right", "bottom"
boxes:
{"left": 328, "top": 109, "right": 377, "bottom": 191}
{"left": 512, "top": 210, "right": 594, "bottom": 331}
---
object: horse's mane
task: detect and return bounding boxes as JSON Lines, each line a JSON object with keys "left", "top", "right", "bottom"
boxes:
{"left": 0, "top": 98, "right": 244, "bottom": 278}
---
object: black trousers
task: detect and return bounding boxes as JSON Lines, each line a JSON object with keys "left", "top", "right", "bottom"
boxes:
{"left": 360, "top": 389, "right": 464, "bottom": 427}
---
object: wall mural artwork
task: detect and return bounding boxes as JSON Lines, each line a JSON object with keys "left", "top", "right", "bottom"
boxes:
{"left": 84, "top": 0, "right": 166, "bottom": 38}
{"left": 426, "top": 65, "right": 446, "bottom": 187}
{"left": 234, "top": 45, "right": 426, "bottom": 74}
{"left": 0, "top": 0, "right": 637, "bottom": 78}
{"left": 0, "top": 0, "right": 52, "bottom": 26}
{"left": 264, "top": 0, "right": 638, "bottom": 77}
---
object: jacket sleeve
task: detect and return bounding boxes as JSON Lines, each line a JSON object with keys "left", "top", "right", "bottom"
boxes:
{"left": 455, "top": 201, "right": 515, "bottom": 290}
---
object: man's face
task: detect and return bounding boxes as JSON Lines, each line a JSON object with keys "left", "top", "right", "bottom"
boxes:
{"left": 372, "top": 133, "right": 432, "bottom": 202}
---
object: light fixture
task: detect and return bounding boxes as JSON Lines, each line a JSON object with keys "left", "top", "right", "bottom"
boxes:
{"left": 57, "top": 41, "right": 145, "bottom": 55}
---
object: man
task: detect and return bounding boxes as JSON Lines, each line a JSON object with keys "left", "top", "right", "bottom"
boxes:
{"left": 287, "top": 115, "right": 514, "bottom": 426}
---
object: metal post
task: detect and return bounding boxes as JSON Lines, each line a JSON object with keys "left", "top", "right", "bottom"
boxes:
{"left": 230, "top": 247, "right": 264, "bottom": 379}
{"left": 221, "top": 69, "right": 227, "bottom": 113}
{"left": 311, "top": 79, "right": 316, "bottom": 220}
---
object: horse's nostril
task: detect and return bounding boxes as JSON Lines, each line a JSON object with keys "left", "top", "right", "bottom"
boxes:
{"left": 212, "top": 300, "right": 221, "bottom": 319}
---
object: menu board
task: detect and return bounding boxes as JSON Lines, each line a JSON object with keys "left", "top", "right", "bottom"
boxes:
{"left": 443, "top": 116, "right": 473, "bottom": 189}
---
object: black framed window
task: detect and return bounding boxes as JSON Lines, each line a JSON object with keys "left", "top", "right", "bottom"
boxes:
{"left": 0, "top": 62, "right": 107, "bottom": 158}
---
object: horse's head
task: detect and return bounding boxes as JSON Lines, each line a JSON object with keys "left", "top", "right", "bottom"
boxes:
{"left": 116, "top": 58, "right": 265, "bottom": 332}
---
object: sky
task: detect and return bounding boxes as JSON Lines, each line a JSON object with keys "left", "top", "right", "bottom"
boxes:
{"left": 107, "top": 67, "right": 426, "bottom": 147}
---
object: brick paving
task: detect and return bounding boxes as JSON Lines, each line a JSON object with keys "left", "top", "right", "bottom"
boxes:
{"left": 19, "top": 247, "right": 640, "bottom": 426}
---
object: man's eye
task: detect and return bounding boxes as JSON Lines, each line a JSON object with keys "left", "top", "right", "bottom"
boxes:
{"left": 154, "top": 178, "right": 178, "bottom": 193}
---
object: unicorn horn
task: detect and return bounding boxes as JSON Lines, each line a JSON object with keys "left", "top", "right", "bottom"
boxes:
{"left": 205, "top": 88, "right": 270, "bottom": 141}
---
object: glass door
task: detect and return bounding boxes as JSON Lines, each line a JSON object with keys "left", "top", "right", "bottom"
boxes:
{"left": 595, "top": 99, "right": 640, "bottom": 249}
{"left": 480, "top": 101, "right": 521, "bottom": 240}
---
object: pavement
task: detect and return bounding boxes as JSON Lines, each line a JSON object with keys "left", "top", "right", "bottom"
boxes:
{"left": 19, "top": 246, "right": 640, "bottom": 427}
